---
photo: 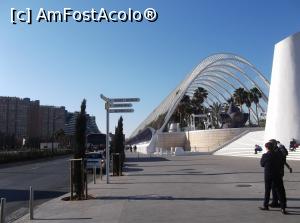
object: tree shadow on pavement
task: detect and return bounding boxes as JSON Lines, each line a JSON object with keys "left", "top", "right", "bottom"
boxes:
{"left": 96, "top": 195, "right": 300, "bottom": 202}
{"left": 124, "top": 167, "right": 144, "bottom": 172}
{"left": 126, "top": 171, "right": 262, "bottom": 177}
{"left": 268, "top": 209, "right": 300, "bottom": 215}
{"left": 286, "top": 211, "right": 300, "bottom": 215}
{"left": 126, "top": 157, "right": 169, "bottom": 162}
{"left": 107, "top": 181, "right": 265, "bottom": 185}
{"left": 137, "top": 163, "right": 216, "bottom": 168}
{"left": 125, "top": 163, "right": 138, "bottom": 167}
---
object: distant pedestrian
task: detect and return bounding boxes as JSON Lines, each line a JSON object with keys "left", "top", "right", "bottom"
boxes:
{"left": 130, "top": 146, "right": 133, "bottom": 153}
{"left": 289, "top": 138, "right": 299, "bottom": 152}
{"left": 254, "top": 144, "right": 263, "bottom": 154}
{"left": 133, "top": 145, "right": 137, "bottom": 153}
{"left": 260, "top": 142, "right": 287, "bottom": 214}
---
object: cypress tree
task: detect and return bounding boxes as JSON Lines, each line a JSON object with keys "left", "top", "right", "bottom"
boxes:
{"left": 73, "top": 99, "right": 87, "bottom": 199}
{"left": 112, "top": 116, "right": 125, "bottom": 176}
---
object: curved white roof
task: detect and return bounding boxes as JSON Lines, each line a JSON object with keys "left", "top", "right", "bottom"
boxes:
{"left": 130, "top": 53, "right": 270, "bottom": 138}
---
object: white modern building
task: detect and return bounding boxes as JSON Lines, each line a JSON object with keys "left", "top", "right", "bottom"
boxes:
{"left": 128, "top": 53, "right": 270, "bottom": 154}
{"left": 265, "top": 32, "right": 300, "bottom": 146}
{"left": 128, "top": 32, "right": 300, "bottom": 160}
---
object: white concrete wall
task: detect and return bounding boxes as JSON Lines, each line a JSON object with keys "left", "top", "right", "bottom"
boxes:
{"left": 265, "top": 32, "right": 300, "bottom": 146}
{"left": 184, "top": 128, "right": 249, "bottom": 152}
{"left": 156, "top": 128, "right": 259, "bottom": 153}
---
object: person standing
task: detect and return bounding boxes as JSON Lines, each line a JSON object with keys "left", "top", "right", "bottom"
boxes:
{"left": 260, "top": 142, "right": 287, "bottom": 214}
{"left": 278, "top": 142, "right": 292, "bottom": 173}
{"left": 268, "top": 140, "right": 290, "bottom": 208}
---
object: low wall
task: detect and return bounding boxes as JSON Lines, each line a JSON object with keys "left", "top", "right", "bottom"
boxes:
{"left": 156, "top": 128, "right": 263, "bottom": 153}
{"left": 185, "top": 128, "right": 248, "bottom": 152}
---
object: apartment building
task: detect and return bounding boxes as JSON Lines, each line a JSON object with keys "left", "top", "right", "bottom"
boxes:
{"left": 0, "top": 96, "right": 100, "bottom": 141}
{"left": 0, "top": 97, "right": 40, "bottom": 138}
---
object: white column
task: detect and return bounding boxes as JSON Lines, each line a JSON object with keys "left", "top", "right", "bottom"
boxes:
{"left": 265, "top": 32, "right": 300, "bottom": 146}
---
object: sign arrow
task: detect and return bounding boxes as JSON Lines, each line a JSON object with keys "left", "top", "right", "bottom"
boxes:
{"left": 108, "top": 109, "right": 134, "bottom": 113}
{"left": 110, "top": 98, "right": 140, "bottom": 103}
{"left": 109, "top": 103, "right": 133, "bottom": 108}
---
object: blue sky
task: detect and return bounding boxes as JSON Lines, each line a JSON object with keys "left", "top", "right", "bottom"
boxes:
{"left": 1, "top": 0, "right": 299, "bottom": 136}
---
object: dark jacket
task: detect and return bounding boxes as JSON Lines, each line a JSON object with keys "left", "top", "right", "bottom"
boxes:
{"left": 274, "top": 146, "right": 287, "bottom": 176}
{"left": 260, "top": 151, "right": 284, "bottom": 179}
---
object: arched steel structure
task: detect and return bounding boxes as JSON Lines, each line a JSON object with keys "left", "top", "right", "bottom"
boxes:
{"left": 129, "top": 53, "right": 270, "bottom": 140}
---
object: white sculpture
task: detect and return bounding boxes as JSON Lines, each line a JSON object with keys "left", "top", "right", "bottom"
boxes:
{"left": 265, "top": 32, "right": 300, "bottom": 147}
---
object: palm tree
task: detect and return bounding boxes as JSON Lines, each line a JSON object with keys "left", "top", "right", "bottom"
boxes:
{"left": 245, "top": 91, "right": 254, "bottom": 126}
{"left": 209, "top": 102, "right": 222, "bottom": 129}
{"left": 173, "top": 95, "right": 193, "bottom": 127}
{"left": 226, "top": 97, "right": 234, "bottom": 104}
{"left": 222, "top": 102, "right": 230, "bottom": 113}
{"left": 250, "top": 87, "right": 262, "bottom": 126}
{"left": 191, "top": 87, "right": 208, "bottom": 114}
{"left": 233, "top": 88, "right": 247, "bottom": 111}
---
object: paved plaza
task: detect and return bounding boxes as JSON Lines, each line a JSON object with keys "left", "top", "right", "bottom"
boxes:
{"left": 15, "top": 153, "right": 300, "bottom": 223}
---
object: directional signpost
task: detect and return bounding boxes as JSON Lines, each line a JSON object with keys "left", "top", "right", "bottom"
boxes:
{"left": 110, "top": 98, "right": 140, "bottom": 103}
{"left": 100, "top": 94, "right": 140, "bottom": 184}
{"left": 110, "top": 103, "right": 133, "bottom": 108}
{"left": 109, "top": 109, "right": 134, "bottom": 113}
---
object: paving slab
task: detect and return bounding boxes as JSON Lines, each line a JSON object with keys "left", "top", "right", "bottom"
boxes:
{"left": 13, "top": 153, "right": 300, "bottom": 223}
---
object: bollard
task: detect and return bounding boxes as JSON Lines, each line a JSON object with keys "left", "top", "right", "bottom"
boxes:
{"left": 93, "top": 166, "right": 96, "bottom": 184}
{"left": 100, "top": 161, "right": 103, "bottom": 180}
{"left": 85, "top": 173, "right": 88, "bottom": 200}
{"left": 119, "top": 154, "right": 121, "bottom": 176}
{"left": 111, "top": 154, "right": 114, "bottom": 176}
{"left": 81, "top": 160, "right": 84, "bottom": 197}
{"left": 29, "top": 186, "right": 34, "bottom": 220}
{"left": 80, "top": 160, "right": 88, "bottom": 200}
{"left": 70, "top": 161, "right": 73, "bottom": 201}
{"left": 1, "top": 198, "right": 6, "bottom": 223}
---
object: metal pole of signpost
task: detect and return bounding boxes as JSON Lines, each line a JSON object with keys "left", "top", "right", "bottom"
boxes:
{"left": 1, "top": 198, "right": 5, "bottom": 223}
{"left": 106, "top": 105, "right": 110, "bottom": 184}
{"left": 29, "top": 186, "right": 34, "bottom": 220}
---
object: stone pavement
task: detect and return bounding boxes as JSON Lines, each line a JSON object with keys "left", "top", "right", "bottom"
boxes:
{"left": 14, "top": 153, "right": 300, "bottom": 223}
